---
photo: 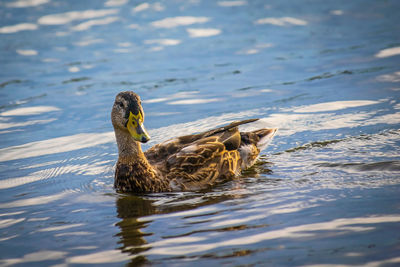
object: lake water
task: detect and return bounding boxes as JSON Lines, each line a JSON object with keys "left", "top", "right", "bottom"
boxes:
{"left": 1, "top": 0, "right": 400, "bottom": 266}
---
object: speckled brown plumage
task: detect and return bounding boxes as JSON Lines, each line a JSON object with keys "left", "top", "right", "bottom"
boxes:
{"left": 115, "top": 156, "right": 171, "bottom": 193}
{"left": 111, "top": 91, "right": 277, "bottom": 193}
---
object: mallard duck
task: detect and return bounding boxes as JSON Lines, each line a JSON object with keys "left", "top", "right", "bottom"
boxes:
{"left": 111, "top": 91, "right": 277, "bottom": 193}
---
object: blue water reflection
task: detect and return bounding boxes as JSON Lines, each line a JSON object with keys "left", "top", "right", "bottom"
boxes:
{"left": 1, "top": 0, "right": 400, "bottom": 266}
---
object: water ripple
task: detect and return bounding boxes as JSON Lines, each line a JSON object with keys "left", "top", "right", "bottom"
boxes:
{"left": 0, "top": 251, "right": 67, "bottom": 266}
{"left": 0, "top": 192, "right": 70, "bottom": 209}
{"left": 151, "top": 16, "right": 210, "bottom": 28}
{"left": 316, "top": 161, "right": 400, "bottom": 172}
{"left": 141, "top": 215, "right": 400, "bottom": 256}
{"left": 0, "top": 132, "right": 114, "bottom": 162}
{"left": 38, "top": 9, "right": 119, "bottom": 25}
{"left": 0, "top": 23, "right": 38, "bottom": 34}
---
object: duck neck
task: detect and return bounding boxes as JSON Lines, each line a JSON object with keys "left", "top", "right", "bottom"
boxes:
{"left": 114, "top": 127, "right": 150, "bottom": 166}
{"left": 114, "top": 127, "right": 171, "bottom": 193}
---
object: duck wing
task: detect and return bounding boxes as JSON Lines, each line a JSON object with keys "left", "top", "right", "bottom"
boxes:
{"left": 165, "top": 135, "right": 241, "bottom": 190}
{"left": 145, "top": 118, "right": 258, "bottom": 163}
{"left": 144, "top": 119, "right": 259, "bottom": 190}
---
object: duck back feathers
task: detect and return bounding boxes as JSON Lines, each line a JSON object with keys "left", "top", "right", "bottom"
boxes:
{"left": 141, "top": 119, "right": 277, "bottom": 191}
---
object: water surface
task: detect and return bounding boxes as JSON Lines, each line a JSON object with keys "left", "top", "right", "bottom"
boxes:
{"left": 1, "top": 0, "right": 400, "bottom": 266}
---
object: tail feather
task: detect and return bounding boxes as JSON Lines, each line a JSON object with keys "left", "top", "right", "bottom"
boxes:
{"left": 239, "top": 128, "right": 277, "bottom": 169}
{"left": 253, "top": 128, "right": 278, "bottom": 151}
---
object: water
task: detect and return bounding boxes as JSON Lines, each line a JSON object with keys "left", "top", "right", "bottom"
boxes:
{"left": 1, "top": 0, "right": 400, "bottom": 266}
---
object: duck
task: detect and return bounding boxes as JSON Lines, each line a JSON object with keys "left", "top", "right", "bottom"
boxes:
{"left": 111, "top": 91, "right": 277, "bottom": 193}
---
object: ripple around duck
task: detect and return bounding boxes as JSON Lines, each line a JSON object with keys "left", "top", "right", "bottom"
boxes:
{"left": 0, "top": 154, "right": 113, "bottom": 192}
{"left": 266, "top": 129, "right": 400, "bottom": 189}
{"left": 138, "top": 214, "right": 400, "bottom": 259}
{"left": 0, "top": 191, "right": 70, "bottom": 209}
{"left": 279, "top": 129, "right": 400, "bottom": 154}
{"left": 316, "top": 160, "right": 400, "bottom": 172}
{"left": 0, "top": 132, "right": 114, "bottom": 162}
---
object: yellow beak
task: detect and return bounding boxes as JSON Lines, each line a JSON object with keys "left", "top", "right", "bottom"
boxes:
{"left": 126, "top": 111, "right": 150, "bottom": 143}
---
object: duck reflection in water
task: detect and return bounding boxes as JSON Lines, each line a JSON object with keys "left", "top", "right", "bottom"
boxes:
{"left": 115, "top": 195, "right": 155, "bottom": 266}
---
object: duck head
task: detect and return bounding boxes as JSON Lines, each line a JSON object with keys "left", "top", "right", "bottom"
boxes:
{"left": 111, "top": 91, "right": 150, "bottom": 143}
